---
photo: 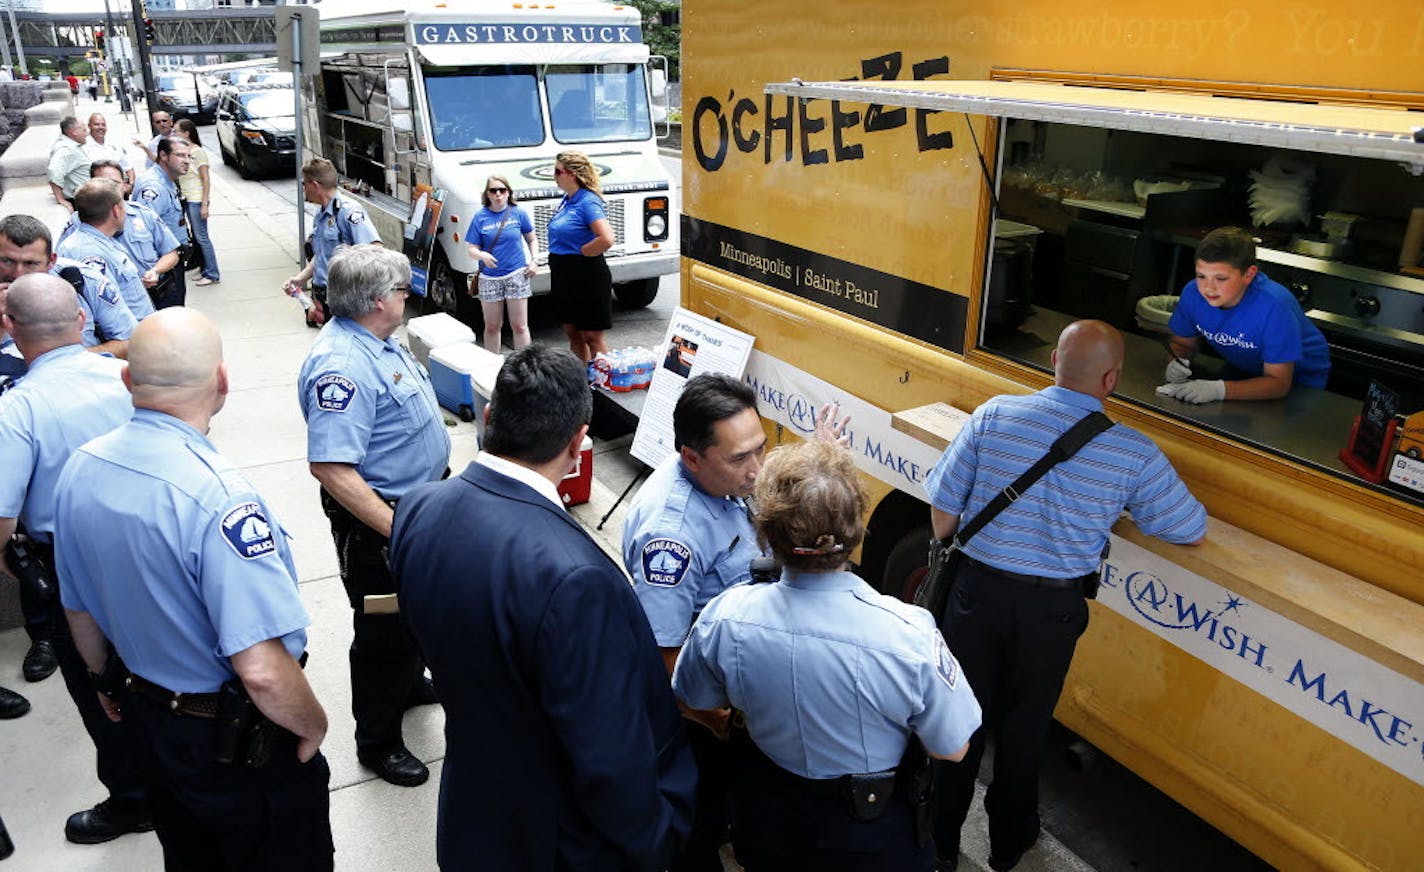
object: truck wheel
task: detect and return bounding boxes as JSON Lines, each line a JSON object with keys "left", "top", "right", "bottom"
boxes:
{"left": 429, "top": 250, "right": 482, "bottom": 328}
{"left": 879, "top": 526, "right": 932, "bottom": 604}
{"left": 613, "top": 277, "right": 660, "bottom": 308}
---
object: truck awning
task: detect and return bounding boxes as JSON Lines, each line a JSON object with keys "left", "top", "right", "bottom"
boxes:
{"left": 415, "top": 42, "right": 648, "bottom": 67}
{"left": 763, "top": 79, "right": 1424, "bottom": 168}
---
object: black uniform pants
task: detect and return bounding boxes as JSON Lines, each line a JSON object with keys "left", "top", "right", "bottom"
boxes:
{"left": 320, "top": 490, "right": 424, "bottom": 754}
{"left": 729, "top": 736, "right": 932, "bottom": 872}
{"left": 670, "top": 720, "right": 733, "bottom": 872}
{"left": 32, "top": 542, "right": 147, "bottom": 810}
{"left": 122, "top": 690, "right": 334, "bottom": 871}
{"left": 932, "top": 558, "right": 1090, "bottom": 859}
{"left": 154, "top": 260, "right": 187, "bottom": 309}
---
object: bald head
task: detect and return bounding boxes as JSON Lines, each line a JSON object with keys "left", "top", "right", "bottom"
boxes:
{"left": 1053, "top": 320, "right": 1124, "bottom": 398}
{"left": 128, "top": 308, "right": 224, "bottom": 392}
{"left": 4, "top": 273, "right": 83, "bottom": 350}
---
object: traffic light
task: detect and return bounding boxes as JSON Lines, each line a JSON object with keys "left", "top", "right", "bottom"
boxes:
{"left": 144, "top": 19, "right": 156, "bottom": 45}
{"left": 94, "top": 29, "right": 105, "bottom": 52}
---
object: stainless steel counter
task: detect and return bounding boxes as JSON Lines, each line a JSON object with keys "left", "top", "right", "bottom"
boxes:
{"left": 994, "top": 308, "right": 1401, "bottom": 494}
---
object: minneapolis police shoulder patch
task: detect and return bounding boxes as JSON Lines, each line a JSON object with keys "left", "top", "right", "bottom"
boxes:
{"left": 220, "top": 502, "right": 277, "bottom": 560}
{"left": 935, "top": 635, "right": 959, "bottom": 689}
{"left": 315, "top": 373, "right": 357, "bottom": 412}
{"left": 347, "top": 209, "right": 366, "bottom": 225}
{"left": 138, "top": 186, "right": 158, "bottom": 202}
{"left": 641, "top": 538, "right": 692, "bottom": 587}
{"left": 98, "top": 281, "right": 119, "bottom": 306}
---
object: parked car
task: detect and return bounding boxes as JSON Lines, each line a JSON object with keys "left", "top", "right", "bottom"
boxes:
{"left": 215, "top": 84, "right": 297, "bottom": 178}
{"left": 156, "top": 71, "right": 218, "bottom": 123}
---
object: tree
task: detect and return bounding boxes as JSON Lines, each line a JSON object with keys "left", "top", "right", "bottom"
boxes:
{"left": 626, "top": 0, "right": 680, "bottom": 80}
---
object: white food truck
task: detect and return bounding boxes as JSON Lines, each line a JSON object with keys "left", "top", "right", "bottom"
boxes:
{"left": 301, "top": 1, "right": 675, "bottom": 316}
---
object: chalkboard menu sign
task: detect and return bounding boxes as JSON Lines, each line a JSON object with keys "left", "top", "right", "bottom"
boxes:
{"left": 1340, "top": 380, "right": 1401, "bottom": 482}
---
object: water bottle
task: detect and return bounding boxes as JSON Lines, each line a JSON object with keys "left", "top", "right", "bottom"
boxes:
{"left": 284, "top": 282, "right": 314, "bottom": 311}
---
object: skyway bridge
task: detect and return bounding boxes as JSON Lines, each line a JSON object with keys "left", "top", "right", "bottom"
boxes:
{"left": 11, "top": 8, "right": 279, "bottom": 58}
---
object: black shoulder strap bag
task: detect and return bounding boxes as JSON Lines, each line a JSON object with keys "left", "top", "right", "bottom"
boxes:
{"left": 914, "top": 411, "right": 1114, "bottom": 621}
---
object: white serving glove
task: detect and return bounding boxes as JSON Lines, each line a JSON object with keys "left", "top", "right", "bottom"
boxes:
{"left": 1164, "top": 357, "right": 1193, "bottom": 384}
{"left": 1155, "top": 379, "right": 1226, "bottom": 404}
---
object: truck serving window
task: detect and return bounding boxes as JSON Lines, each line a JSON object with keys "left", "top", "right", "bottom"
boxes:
{"left": 422, "top": 65, "right": 543, "bottom": 152}
{"left": 547, "top": 64, "right": 652, "bottom": 144}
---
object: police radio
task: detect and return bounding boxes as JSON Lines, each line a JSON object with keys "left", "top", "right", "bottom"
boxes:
{"left": 5, "top": 535, "right": 56, "bottom": 604}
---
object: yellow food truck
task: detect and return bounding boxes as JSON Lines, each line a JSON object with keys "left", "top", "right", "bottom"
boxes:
{"left": 678, "top": 1, "right": 1424, "bottom": 868}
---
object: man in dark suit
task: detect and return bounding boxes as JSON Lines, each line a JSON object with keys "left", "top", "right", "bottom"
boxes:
{"left": 389, "top": 344, "right": 697, "bottom": 871}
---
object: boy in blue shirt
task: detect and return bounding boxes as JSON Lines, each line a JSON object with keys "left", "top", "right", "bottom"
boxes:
{"left": 1159, "top": 226, "right": 1330, "bottom": 404}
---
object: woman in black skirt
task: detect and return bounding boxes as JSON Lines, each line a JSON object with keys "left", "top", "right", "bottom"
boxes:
{"left": 546, "top": 150, "right": 615, "bottom": 368}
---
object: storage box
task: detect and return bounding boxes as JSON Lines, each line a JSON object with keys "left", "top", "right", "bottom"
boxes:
{"left": 557, "top": 436, "right": 594, "bottom": 507}
{"left": 428, "top": 342, "right": 503, "bottom": 425}
{"left": 406, "top": 313, "right": 476, "bottom": 367}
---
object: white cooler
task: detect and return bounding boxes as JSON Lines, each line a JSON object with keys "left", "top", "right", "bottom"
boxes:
{"left": 406, "top": 313, "right": 476, "bottom": 367}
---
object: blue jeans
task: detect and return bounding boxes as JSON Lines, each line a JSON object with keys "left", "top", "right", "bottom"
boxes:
{"left": 185, "top": 201, "right": 219, "bottom": 281}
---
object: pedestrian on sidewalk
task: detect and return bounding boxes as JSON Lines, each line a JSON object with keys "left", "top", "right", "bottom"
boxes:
{"left": 174, "top": 119, "right": 219, "bottom": 286}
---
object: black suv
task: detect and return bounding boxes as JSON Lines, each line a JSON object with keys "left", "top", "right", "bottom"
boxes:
{"left": 215, "top": 84, "right": 298, "bottom": 178}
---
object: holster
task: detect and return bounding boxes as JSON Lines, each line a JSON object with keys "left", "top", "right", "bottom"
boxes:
{"left": 214, "top": 679, "right": 280, "bottom": 768}
{"left": 897, "top": 735, "right": 935, "bottom": 848}
{"left": 5, "top": 534, "right": 56, "bottom": 604}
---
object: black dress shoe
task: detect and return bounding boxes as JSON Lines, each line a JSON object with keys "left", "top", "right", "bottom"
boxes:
{"left": 23, "top": 639, "right": 58, "bottom": 682}
{"left": 988, "top": 835, "right": 1039, "bottom": 872}
{"left": 405, "top": 676, "right": 439, "bottom": 708}
{"left": 64, "top": 799, "right": 155, "bottom": 845}
{"left": 935, "top": 854, "right": 959, "bottom": 872}
{"left": 0, "top": 686, "right": 29, "bottom": 719}
{"left": 359, "top": 746, "right": 429, "bottom": 787}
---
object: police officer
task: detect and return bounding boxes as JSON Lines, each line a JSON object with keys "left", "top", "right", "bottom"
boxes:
{"left": 131, "top": 135, "right": 190, "bottom": 309}
{"left": 131, "top": 110, "right": 175, "bottom": 170}
{"left": 281, "top": 157, "right": 378, "bottom": 327}
{"left": 59, "top": 160, "right": 182, "bottom": 308}
{"left": 622, "top": 373, "right": 847, "bottom": 870}
{"left": 0, "top": 273, "right": 152, "bottom": 845}
{"left": 925, "top": 320, "right": 1207, "bottom": 872}
{"left": 53, "top": 308, "right": 335, "bottom": 869}
{"left": 284, "top": 158, "right": 381, "bottom": 327}
{"left": 673, "top": 440, "right": 982, "bottom": 872}
{"left": 620, "top": 374, "right": 765, "bottom": 870}
{"left": 58, "top": 178, "right": 157, "bottom": 321}
{"left": 297, "top": 244, "right": 448, "bottom": 787}
{"left": 0, "top": 215, "right": 135, "bottom": 359}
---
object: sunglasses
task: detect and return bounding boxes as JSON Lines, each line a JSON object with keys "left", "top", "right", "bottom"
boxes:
{"left": 553, "top": 167, "right": 569, "bottom": 177}
{"left": 487, "top": 187, "right": 509, "bottom": 194}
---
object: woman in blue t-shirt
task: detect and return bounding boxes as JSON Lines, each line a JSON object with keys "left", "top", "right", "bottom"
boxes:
{"left": 1159, "top": 226, "right": 1330, "bottom": 404}
{"left": 546, "top": 151, "right": 616, "bottom": 364}
{"left": 468, "top": 175, "right": 538, "bottom": 352}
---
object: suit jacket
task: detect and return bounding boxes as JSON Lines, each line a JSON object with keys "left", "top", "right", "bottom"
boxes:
{"left": 390, "top": 460, "right": 696, "bottom": 871}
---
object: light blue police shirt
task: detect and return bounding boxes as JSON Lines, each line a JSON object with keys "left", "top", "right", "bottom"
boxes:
{"left": 622, "top": 453, "right": 762, "bottom": 647}
{"left": 131, "top": 165, "right": 183, "bottom": 240}
{"left": 60, "top": 202, "right": 181, "bottom": 275}
{"left": 673, "top": 568, "right": 983, "bottom": 778}
{"left": 298, "top": 317, "right": 450, "bottom": 500}
{"left": 56, "top": 223, "right": 154, "bottom": 320}
{"left": 924, "top": 386, "right": 1207, "bottom": 578}
{"left": 52, "top": 257, "right": 140, "bottom": 346}
{"left": 54, "top": 409, "right": 309, "bottom": 693}
{"left": 0, "top": 344, "right": 130, "bottom": 541}
{"left": 310, "top": 194, "right": 380, "bottom": 287}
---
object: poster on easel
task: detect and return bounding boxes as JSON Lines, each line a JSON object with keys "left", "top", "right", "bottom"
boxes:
{"left": 630, "top": 308, "right": 755, "bottom": 469}
{"left": 403, "top": 185, "right": 443, "bottom": 298}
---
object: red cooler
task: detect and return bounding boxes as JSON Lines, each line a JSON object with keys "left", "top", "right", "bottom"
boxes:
{"left": 558, "top": 436, "right": 594, "bottom": 506}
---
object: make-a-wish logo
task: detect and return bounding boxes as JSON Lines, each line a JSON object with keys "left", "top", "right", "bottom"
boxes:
{"left": 1103, "top": 563, "right": 1271, "bottom": 671}
{"left": 786, "top": 392, "right": 817, "bottom": 433}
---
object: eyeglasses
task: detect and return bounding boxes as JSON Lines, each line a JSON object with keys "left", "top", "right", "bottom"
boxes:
{"left": 487, "top": 187, "right": 509, "bottom": 194}
{"left": 390, "top": 284, "right": 411, "bottom": 297}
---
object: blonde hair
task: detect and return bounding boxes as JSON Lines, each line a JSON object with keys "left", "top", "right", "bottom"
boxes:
{"left": 754, "top": 441, "right": 867, "bottom": 572}
{"left": 555, "top": 151, "right": 603, "bottom": 199}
